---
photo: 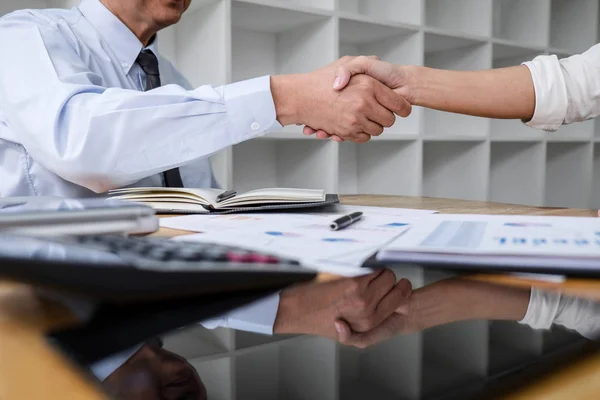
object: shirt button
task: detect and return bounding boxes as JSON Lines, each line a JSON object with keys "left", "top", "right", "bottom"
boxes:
{"left": 122, "top": 63, "right": 129, "bottom": 69}
{"left": 250, "top": 122, "right": 260, "bottom": 131}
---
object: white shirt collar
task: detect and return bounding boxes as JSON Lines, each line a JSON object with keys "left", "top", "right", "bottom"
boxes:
{"left": 78, "top": 0, "right": 160, "bottom": 75}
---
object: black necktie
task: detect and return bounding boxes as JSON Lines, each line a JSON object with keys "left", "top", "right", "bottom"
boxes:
{"left": 136, "top": 49, "right": 184, "bottom": 188}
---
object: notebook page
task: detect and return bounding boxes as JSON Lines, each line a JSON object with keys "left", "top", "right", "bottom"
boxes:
{"left": 219, "top": 188, "right": 325, "bottom": 207}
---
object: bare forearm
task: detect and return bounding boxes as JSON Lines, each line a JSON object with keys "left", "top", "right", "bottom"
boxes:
{"left": 409, "top": 278, "right": 530, "bottom": 331}
{"left": 409, "top": 65, "right": 536, "bottom": 120}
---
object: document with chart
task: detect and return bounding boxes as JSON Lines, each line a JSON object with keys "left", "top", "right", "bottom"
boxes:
{"left": 375, "top": 214, "right": 600, "bottom": 275}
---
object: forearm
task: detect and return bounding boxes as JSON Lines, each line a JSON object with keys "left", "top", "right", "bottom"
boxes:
{"left": 409, "top": 65, "right": 535, "bottom": 120}
{"left": 409, "top": 278, "right": 530, "bottom": 331}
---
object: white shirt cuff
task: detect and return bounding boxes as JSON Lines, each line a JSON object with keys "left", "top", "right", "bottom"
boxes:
{"left": 200, "top": 292, "right": 280, "bottom": 335}
{"left": 522, "top": 55, "right": 569, "bottom": 131}
{"left": 519, "top": 287, "right": 561, "bottom": 330}
{"left": 90, "top": 344, "right": 143, "bottom": 381}
{"left": 216, "top": 75, "right": 283, "bottom": 143}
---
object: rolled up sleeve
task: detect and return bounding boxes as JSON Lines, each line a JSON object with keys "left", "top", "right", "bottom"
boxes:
{"left": 522, "top": 55, "right": 569, "bottom": 131}
{"left": 522, "top": 43, "right": 600, "bottom": 131}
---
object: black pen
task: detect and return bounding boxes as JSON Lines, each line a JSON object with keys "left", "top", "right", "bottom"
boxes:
{"left": 330, "top": 211, "right": 363, "bottom": 231}
{"left": 216, "top": 190, "right": 237, "bottom": 203}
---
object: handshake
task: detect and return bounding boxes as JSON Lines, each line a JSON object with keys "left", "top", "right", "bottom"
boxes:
{"left": 273, "top": 269, "right": 417, "bottom": 349}
{"left": 271, "top": 56, "right": 415, "bottom": 143}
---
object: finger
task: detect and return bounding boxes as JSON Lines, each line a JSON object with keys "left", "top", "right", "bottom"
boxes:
{"left": 366, "top": 100, "right": 396, "bottom": 128}
{"left": 365, "top": 269, "right": 396, "bottom": 307}
{"left": 333, "top": 56, "right": 392, "bottom": 91}
{"left": 342, "top": 314, "right": 406, "bottom": 349}
{"left": 333, "top": 55, "right": 381, "bottom": 90}
{"left": 335, "top": 319, "right": 353, "bottom": 344}
{"left": 316, "top": 131, "right": 332, "bottom": 140}
{"left": 331, "top": 135, "right": 345, "bottom": 143}
{"left": 361, "top": 269, "right": 386, "bottom": 286}
{"left": 360, "top": 119, "right": 385, "bottom": 137}
{"left": 374, "top": 82, "right": 412, "bottom": 118}
{"left": 303, "top": 126, "right": 317, "bottom": 135}
{"left": 370, "top": 279, "right": 412, "bottom": 326}
{"left": 349, "top": 132, "right": 371, "bottom": 143}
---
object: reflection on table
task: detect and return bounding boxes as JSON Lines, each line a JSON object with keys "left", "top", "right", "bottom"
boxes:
{"left": 83, "top": 275, "right": 599, "bottom": 400}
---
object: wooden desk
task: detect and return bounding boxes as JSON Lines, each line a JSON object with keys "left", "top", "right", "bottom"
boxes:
{"left": 1, "top": 195, "right": 599, "bottom": 400}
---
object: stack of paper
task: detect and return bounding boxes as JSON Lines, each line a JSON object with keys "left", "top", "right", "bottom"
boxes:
{"left": 163, "top": 205, "right": 438, "bottom": 276}
{"left": 375, "top": 214, "right": 600, "bottom": 275}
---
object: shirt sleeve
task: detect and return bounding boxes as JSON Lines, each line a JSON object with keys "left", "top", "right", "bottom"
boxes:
{"left": 519, "top": 288, "right": 600, "bottom": 340}
{"left": 0, "top": 15, "right": 281, "bottom": 193}
{"left": 200, "top": 292, "right": 280, "bottom": 335}
{"left": 522, "top": 43, "right": 600, "bottom": 131}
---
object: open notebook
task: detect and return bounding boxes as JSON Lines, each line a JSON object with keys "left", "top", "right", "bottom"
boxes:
{"left": 107, "top": 187, "right": 339, "bottom": 214}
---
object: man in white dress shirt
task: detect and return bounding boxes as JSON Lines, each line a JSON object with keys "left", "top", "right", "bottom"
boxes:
{"left": 0, "top": 0, "right": 413, "bottom": 360}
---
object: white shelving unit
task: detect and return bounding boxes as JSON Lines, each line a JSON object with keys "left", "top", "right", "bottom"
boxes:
{"left": 2, "top": 0, "right": 596, "bottom": 398}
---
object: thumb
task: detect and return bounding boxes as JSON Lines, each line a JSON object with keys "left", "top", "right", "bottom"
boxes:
{"left": 334, "top": 319, "right": 353, "bottom": 344}
{"left": 333, "top": 55, "right": 380, "bottom": 90}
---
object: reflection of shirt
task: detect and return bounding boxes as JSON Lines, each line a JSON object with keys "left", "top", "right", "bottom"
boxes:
{"left": 520, "top": 288, "right": 600, "bottom": 339}
{"left": 0, "top": 0, "right": 280, "bottom": 197}
{"left": 523, "top": 44, "right": 600, "bottom": 131}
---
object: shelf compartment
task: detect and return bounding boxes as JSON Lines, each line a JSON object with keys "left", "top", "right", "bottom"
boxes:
{"left": 425, "top": 0, "right": 492, "bottom": 38}
{"left": 423, "top": 141, "right": 489, "bottom": 201}
{"left": 422, "top": 321, "right": 489, "bottom": 398}
{"left": 0, "top": 0, "right": 47, "bottom": 15}
{"left": 175, "top": 1, "right": 230, "bottom": 86}
{"left": 545, "top": 120, "right": 595, "bottom": 142}
{"left": 232, "top": 1, "right": 335, "bottom": 80}
{"left": 493, "top": 0, "right": 551, "bottom": 47}
{"left": 232, "top": 139, "right": 338, "bottom": 193}
{"left": 490, "top": 142, "right": 545, "bottom": 206}
{"left": 340, "top": 22, "right": 422, "bottom": 136}
{"left": 550, "top": 0, "right": 598, "bottom": 53}
{"left": 492, "top": 42, "right": 545, "bottom": 68}
{"left": 236, "top": 337, "right": 337, "bottom": 400}
{"left": 340, "top": 0, "right": 423, "bottom": 25}
{"left": 545, "top": 142, "right": 593, "bottom": 208}
{"left": 189, "top": 357, "right": 233, "bottom": 400}
{"left": 239, "top": 0, "right": 335, "bottom": 11}
{"left": 542, "top": 327, "right": 585, "bottom": 354}
{"left": 337, "top": 266, "right": 426, "bottom": 400}
{"left": 488, "top": 321, "right": 543, "bottom": 376}
{"left": 163, "top": 326, "right": 234, "bottom": 359}
{"left": 424, "top": 33, "right": 491, "bottom": 138}
{"left": 338, "top": 140, "right": 421, "bottom": 196}
{"left": 235, "top": 331, "right": 298, "bottom": 350}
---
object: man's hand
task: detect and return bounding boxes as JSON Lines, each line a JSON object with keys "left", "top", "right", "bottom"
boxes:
{"left": 271, "top": 57, "right": 412, "bottom": 143}
{"left": 303, "top": 57, "right": 417, "bottom": 142}
{"left": 273, "top": 269, "right": 412, "bottom": 341}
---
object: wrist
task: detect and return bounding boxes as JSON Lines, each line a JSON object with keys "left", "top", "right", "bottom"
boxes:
{"left": 270, "top": 74, "right": 304, "bottom": 126}
{"left": 405, "top": 65, "right": 427, "bottom": 106}
{"left": 442, "top": 278, "right": 530, "bottom": 321}
{"left": 408, "top": 279, "right": 466, "bottom": 331}
{"left": 272, "top": 288, "right": 299, "bottom": 334}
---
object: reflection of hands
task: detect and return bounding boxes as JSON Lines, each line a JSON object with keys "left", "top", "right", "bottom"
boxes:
{"left": 273, "top": 270, "right": 412, "bottom": 341}
{"left": 271, "top": 57, "right": 411, "bottom": 143}
{"left": 334, "top": 277, "right": 531, "bottom": 349}
{"left": 303, "top": 56, "right": 416, "bottom": 142}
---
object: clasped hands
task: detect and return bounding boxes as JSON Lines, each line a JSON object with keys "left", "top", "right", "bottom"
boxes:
{"left": 273, "top": 269, "right": 418, "bottom": 349}
{"left": 271, "top": 56, "right": 411, "bottom": 143}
